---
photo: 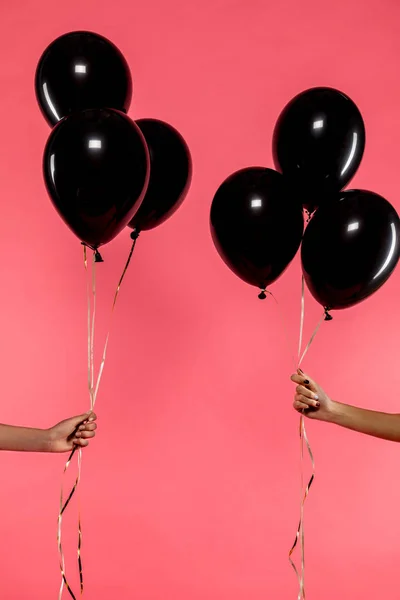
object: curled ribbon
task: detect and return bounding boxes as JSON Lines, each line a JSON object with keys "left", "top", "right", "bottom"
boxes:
{"left": 57, "top": 237, "right": 138, "bottom": 599}
{"left": 268, "top": 277, "right": 324, "bottom": 599}
{"left": 289, "top": 277, "right": 324, "bottom": 600}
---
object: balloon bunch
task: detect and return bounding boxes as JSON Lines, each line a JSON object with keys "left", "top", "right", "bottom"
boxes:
{"left": 271, "top": 89, "right": 400, "bottom": 600}
{"left": 35, "top": 30, "right": 192, "bottom": 599}
{"left": 210, "top": 86, "right": 400, "bottom": 600}
{"left": 211, "top": 87, "right": 400, "bottom": 316}
{"left": 36, "top": 30, "right": 192, "bottom": 254}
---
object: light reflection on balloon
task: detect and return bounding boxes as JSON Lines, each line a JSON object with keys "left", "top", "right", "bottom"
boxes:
{"left": 373, "top": 222, "right": 398, "bottom": 280}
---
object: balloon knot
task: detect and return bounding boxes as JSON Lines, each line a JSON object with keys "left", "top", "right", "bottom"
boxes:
{"left": 324, "top": 308, "right": 333, "bottom": 321}
{"left": 305, "top": 209, "right": 316, "bottom": 223}
{"left": 258, "top": 289, "right": 267, "bottom": 300}
{"left": 130, "top": 228, "right": 140, "bottom": 241}
{"left": 94, "top": 250, "right": 104, "bottom": 263}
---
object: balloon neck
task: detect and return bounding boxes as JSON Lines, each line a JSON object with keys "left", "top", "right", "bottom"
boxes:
{"left": 258, "top": 289, "right": 267, "bottom": 300}
{"left": 81, "top": 242, "right": 104, "bottom": 263}
{"left": 324, "top": 308, "right": 333, "bottom": 321}
{"left": 130, "top": 228, "right": 140, "bottom": 241}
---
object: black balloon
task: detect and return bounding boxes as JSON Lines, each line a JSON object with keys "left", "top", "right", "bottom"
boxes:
{"left": 43, "top": 108, "right": 149, "bottom": 248}
{"left": 273, "top": 88, "right": 365, "bottom": 210}
{"left": 302, "top": 190, "right": 400, "bottom": 310}
{"left": 210, "top": 168, "right": 304, "bottom": 289}
{"left": 128, "top": 119, "right": 192, "bottom": 232}
{"left": 36, "top": 31, "right": 132, "bottom": 127}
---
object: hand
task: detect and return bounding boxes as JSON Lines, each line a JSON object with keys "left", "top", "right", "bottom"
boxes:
{"left": 290, "top": 369, "right": 335, "bottom": 421}
{"left": 47, "top": 412, "right": 97, "bottom": 453}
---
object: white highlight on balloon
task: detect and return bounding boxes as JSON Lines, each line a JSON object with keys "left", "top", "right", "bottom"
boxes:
{"left": 88, "top": 139, "right": 102, "bottom": 149}
{"left": 313, "top": 119, "right": 324, "bottom": 130}
{"left": 74, "top": 64, "right": 87, "bottom": 74}
{"left": 50, "top": 154, "right": 56, "bottom": 185}
{"left": 347, "top": 221, "right": 359, "bottom": 232}
{"left": 373, "top": 222, "right": 397, "bottom": 280}
{"left": 251, "top": 198, "right": 262, "bottom": 208}
{"left": 340, "top": 132, "right": 358, "bottom": 176}
{"left": 43, "top": 82, "right": 60, "bottom": 122}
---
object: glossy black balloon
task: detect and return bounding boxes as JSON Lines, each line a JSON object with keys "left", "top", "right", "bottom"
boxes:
{"left": 302, "top": 190, "right": 400, "bottom": 310}
{"left": 43, "top": 108, "right": 149, "bottom": 248}
{"left": 273, "top": 88, "right": 365, "bottom": 209}
{"left": 36, "top": 31, "right": 132, "bottom": 127}
{"left": 210, "top": 168, "right": 304, "bottom": 289}
{"left": 128, "top": 119, "right": 192, "bottom": 232}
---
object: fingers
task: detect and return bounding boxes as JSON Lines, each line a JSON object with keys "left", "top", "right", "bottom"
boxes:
{"left": 293, "top": 400, "right": 311, "bottom": 412}
{"left": 75, "top": 429, "right": 96, "bottom": 440}
{"left": 78, "top": 422, "right": 97, "bottom": 432}
{"left": 69, "top": 413, "right": 97, "bottom": 449}
{"left": 290, "top": 370, "right": 318, "bottom": 393}
{"left": 294, "top": 393, "right": 320, "bottom": 409}
{"left": 297, "top": 369, "right": 316, "bottom": 388}
{"left": 73, "top": 438, "right": 90, "bottom": 447}
{"left": 295, "top": 385, "right": 319, "bottom": 402}
{"left": 75, "top": 420, "right": 97, "bottom": 441}
{"left": 73, "top": 427, "right": 96, "bottom": 447}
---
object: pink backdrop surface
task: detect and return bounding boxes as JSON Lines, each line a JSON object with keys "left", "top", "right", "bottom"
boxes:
{"left": 1, "top": 0, "right": 400, "bottom": 598}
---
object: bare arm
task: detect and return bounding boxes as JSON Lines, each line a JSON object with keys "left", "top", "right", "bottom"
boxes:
{"left": 0, "top": 424, "right": 51, "bottom": 452}
{"left": 329, "top": 403, "right": 400, "bottom": 442}
{"left": 0, "top": 412, "right": 97, "bottom": 453}
{"left": 291, "top": 370, "right": 400, "bottom": 443}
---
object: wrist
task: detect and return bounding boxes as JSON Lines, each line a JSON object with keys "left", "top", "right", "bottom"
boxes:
{"left": 40, "top": 428, "right": 55, "bottom": 452}
{"left": 325, "top": 400, "right": 344, "bottom": 424}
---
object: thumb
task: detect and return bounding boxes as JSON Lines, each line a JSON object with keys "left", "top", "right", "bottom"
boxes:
{"left": 297, "top": 368, "right": 309, "bottom": 377}
{"left": 70, "top": 411, "right": 93, "bottom": 428}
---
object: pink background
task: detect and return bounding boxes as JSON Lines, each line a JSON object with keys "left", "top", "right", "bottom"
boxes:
{"left": 1, "top": 0, "right": 400, "bottom": 598}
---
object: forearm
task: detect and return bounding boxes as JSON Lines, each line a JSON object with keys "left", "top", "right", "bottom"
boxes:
{"left": 327, "top": 402, "right": 400, "bottom": 442}
{"left": 0, "top": 424, "right": 52, "bottom": 452}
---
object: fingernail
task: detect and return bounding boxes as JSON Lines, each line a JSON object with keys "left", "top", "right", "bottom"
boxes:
{"left": 314, "top": 394, "right": 319, "bottom": 400}
{"left": 304, "top": 379, "right": 310, "bottom": 385}
{"left": 89, "top": 417, "right": 94, "bottom": 421}
{"left": 316, "top": 402, "right": 320, "bottom": 408}
{"left": 76, "top": 432, "right": 81, "bottom": 437}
